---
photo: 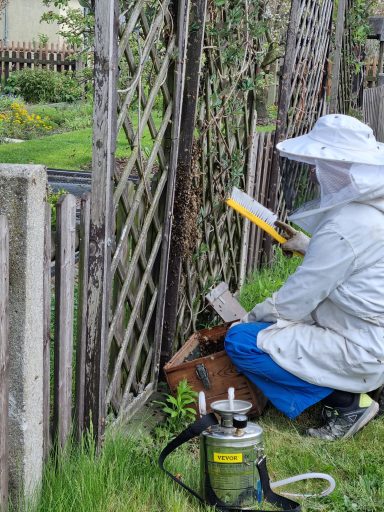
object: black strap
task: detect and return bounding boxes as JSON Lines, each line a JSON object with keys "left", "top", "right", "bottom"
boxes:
{"left": 158, "top": 413, "right": 219, "bottom": 503}
{"left": 158, "top": 414, "right": 301, "bottom": 512}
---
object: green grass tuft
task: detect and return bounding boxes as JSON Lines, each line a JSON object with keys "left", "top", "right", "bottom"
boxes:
{"left": 18, "top": 429, "right": 213, "bottom": 512}
{"left": 239, "top": 248, "right": 301, "bottom": 310}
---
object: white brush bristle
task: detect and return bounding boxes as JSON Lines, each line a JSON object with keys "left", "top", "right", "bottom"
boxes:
{"left": 230, "top": 187, "right": 277, "bottom": 226}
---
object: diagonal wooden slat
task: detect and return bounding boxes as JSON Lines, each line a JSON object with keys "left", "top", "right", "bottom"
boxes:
{"left": 120, "top": 290, "right": 158, "bottom": 409}
{"left": 118, "top": 0, "right": 147, "bottom": 61}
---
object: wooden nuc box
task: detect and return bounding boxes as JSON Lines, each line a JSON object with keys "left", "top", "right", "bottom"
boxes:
{"left": 164, "top": 324, "right": 267, "bottom": 416}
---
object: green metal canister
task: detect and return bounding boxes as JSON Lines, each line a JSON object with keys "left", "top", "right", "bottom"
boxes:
{"left": 200, "top": 400, "right": 264, "bottom": 509}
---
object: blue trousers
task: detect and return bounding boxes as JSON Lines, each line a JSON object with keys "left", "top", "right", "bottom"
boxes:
{"left": 225, "top": 323, "right": 332, "bottom": 419}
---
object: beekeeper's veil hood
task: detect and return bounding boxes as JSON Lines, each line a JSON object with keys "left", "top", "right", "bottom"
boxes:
{"left": 276, "top": 114, "right": 384, "bottom": 233}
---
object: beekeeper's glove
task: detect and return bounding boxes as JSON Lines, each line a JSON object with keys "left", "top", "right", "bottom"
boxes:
{"left": 275, "top": 220, "right": 310, "bottom": 256}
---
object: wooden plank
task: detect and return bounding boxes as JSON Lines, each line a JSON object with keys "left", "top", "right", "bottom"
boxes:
{"left": 329, "top": 0, "right": 346, "bottom": 113}
{"left": 84, "top": 0, "right": 118, "bottom": 443}
{"left": 377, "top": 88, "right": 384, "bottom": 143}
{"left": 53, "top": 194, "right": 76, "bottom": 448}
{"left": 74, "top": 194, "right": 91, "bottom": 440}
{"left": 161, "top": 0, "right": 208, "bottom": 366}
{"left": 268, "top": 0, "right": 301, "bottom": 213}
{"left": 239, "top": 108, "right": 258, "bottom": 287}
{"left": 43, "top": 204, "right": 51, "bottom": 460}
{"left": 0, "top": 216, "right": 9, "bottom": 511}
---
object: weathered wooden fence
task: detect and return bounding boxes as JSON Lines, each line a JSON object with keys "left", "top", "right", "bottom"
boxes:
{"left": 363, "top": 84, "right": 384, "bottom": 142}
{"left": 0, "top": 42, "right": 78, "bottom": 84}
{"left": 268, "top": 0, "right": 334, "bottom": 216}
{"left": 79, "top": 0, "right": 191, "bottom": 436}
{"left": 43, "top": 194, "right": 92, "bottom": 452}
{"left": 242, "top": 131, "right": 276, "bottom": 278}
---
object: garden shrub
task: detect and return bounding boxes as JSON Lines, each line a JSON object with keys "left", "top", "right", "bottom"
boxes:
{"left": 3, "top": 69, "right": 82, "bottom": 104}
{"left": 0, "top": 101, "right": 53, "bottom": 140}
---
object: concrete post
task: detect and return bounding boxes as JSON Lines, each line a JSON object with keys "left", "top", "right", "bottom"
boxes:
{"left": 0, "top": 165, "right": 46, "bottom": 499}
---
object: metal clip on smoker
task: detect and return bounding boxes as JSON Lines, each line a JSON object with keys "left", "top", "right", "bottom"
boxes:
{"left": 159, "top": 388, "right": 335, "bottom": 511}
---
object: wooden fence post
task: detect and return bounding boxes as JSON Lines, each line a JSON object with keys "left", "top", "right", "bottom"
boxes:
{"left": 329, "top": 0, "right": 346, "bottom": 113}
{"left": 239, "top": 107, "right": 258, "bottom": 287}
{"left": 53, "top": 195, "right": 76, "bottom": 448}
{"left": 0, "top": 216, "right": 9, "bottom": 511}
{"left": 84, "top": 0, "right": 118, "bottom": 443}
{"left": 268, "top": 0, "right": 301, "bottom": 215}
{"left": 161, "top": 0, "right": 208, "bottom": 366}
{"left": 151, "top": 0, "right": 190, "bottom": 383}
{"left": 43, "top": 204, "right": 51, "bottom": 460}
{"left": 75, "top": 194, "right": 91, "bottom": 440}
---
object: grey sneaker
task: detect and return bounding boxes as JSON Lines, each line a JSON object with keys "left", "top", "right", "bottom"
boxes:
{"left": 308, "top": 394, "right": 379, "bottom": 441}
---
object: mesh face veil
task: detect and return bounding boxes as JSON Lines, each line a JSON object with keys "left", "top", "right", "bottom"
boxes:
{"left": 276, "top": 115, "right": 384, "bottom": 232}
{"left": 287, "top": 158, "right": 384, "bottom": 233}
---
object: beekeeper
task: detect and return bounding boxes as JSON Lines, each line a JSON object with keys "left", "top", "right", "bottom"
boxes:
{"left": 225, "top": 114, "right": 384, "bottom": 440}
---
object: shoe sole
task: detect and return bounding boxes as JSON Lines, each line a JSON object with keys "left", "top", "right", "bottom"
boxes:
{"left": 342, "top": 401, "right": 379, "bottom": 439}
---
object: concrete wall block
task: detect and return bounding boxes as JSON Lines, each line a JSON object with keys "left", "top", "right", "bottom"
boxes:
{"left": 0, "top": 164, "right": 47, "bottom": 499}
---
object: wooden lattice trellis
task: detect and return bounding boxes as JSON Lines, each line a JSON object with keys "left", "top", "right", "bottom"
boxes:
{"left": 337, "top": 0, "right": 365, "bottom": 115}
{"left": 107, "top": 0, "right": 190, "bottom": 420}
{"left": 86, "top": 0, "right": 188, "bottom": 432}
{"left": 269, "top": 0, "right": 334, "bottom": 214}
{"left": 164, "top": 0, "right": 261, "bottom": 348}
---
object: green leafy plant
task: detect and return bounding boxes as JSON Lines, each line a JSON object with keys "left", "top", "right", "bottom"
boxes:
{"left": 3, "top": 69, "right": 82, "bottom": 104}
{"left": 156, "top": 379, "right": 197, "bottom": 432}
{"left": 48, "top": 188, "right": 68, "bottom": 228}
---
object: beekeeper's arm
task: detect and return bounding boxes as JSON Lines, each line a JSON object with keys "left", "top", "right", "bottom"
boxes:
{"left": 242, "top": 227, "right": 355, "bottom": 323}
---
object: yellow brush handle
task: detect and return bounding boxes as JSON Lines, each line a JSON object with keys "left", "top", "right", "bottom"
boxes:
{"left": 226, "top": 198, "right": 302, "bottom": 257}
{"left": 226, "top": 198, "right": 286, "bottom": 243}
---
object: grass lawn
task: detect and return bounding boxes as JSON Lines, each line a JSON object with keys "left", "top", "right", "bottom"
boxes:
{"left": 18, "top": 250, "right": 384, "bottom": 512}
{"left": 0, "top": 99, "right": 272, "bottom": 170}
{"left": 19, "top": 410, "right": 384, "bottom": 512}
{"left": 0, "top": 100, "right": 161, "bottom": 170}
{"left": 0, "top": 127, "right": 156, "bottom": 170}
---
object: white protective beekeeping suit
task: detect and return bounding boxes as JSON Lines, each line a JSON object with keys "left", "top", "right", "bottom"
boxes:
{"left": 242, "top": 114, "right": 384, "bottom": 392}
